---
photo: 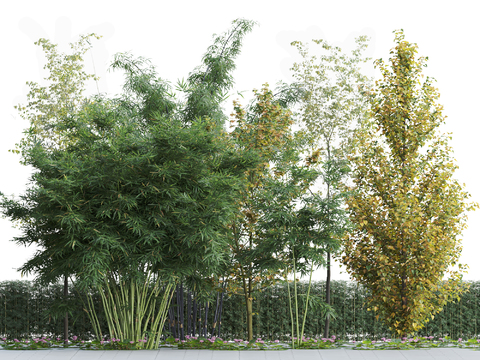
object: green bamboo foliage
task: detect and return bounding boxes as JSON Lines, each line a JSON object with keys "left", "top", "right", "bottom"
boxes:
{"left": 6, "top": 34, "right": 103, "bottom": 345}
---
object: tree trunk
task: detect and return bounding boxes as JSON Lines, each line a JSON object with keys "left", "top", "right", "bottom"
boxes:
{"left": 187, "top": 291, "right": 192, "bottom": 337}
{"left": 212, "top": 291, "right": 220, "bottom": 336}
{"left": 324, "top": 252, "right": 331, "bottom": 338}
{"left": 241, "top": 268, "right": 253, "bottom": 340}
{"left": 324, "top": 146, "right": 332, "bottom": 339}
{"left": 246, "top": 296, "right": 253, "bottom": 341}
{"left": 203, "top": 301, "right": 209, "bottom": 337}
{"left": 192, "top": 294, "right": 197, "bottom": 337}
{"left": 64, "top": 275, "right": 68, "bottom": 346}
{"left": 179, "top": 283, "right": 184, "bottom": 340}
{"left": 217, "top": 283, "right": 225, "bottom": 338}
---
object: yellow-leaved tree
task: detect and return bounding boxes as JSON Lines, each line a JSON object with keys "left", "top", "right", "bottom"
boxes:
{"left": 340, "top": 29, "right": 478, "bottom": 337}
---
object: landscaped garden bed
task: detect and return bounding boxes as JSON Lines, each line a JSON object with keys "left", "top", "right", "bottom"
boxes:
{"left": 1, "top": 335, "right": 479, "bottom": 351}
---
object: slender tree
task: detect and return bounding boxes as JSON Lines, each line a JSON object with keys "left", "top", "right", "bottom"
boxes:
{"left": 225, "top": 82, "right": 342, "bottom": 342}
{"left": 340, "top": 29, "right": 478, "bottom": 337}
{"left": 290, "top": 35, "right": 372, "bottom": 338}
{"left": 256, "top": 149, "right": 353, "bottom": 348}
{"left": 8, "top": 33, "right": 102, "bottom": 344}
{"left": 223, "top": 83, "right": 305, "bottom": 341}
{"left": 13, "top": 34, "right": 101, "bottom": 154}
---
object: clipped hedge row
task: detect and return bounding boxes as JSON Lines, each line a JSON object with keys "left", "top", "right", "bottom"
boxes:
{"left": 0, "top": 280, "right": 108, "bottom": 340}
{"left": 1, "top": 280, "right": 479, "bottom": 341}
{"left": 218, "top": 280, "right": 480, "bottom": 341}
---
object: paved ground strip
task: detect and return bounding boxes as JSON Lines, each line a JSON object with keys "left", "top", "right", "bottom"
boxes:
{"left": 0, "top": 348, "right": 479, "bottom": 359}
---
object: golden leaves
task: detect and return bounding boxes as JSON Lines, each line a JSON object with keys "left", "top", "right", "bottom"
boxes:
{"left": 338, "top": 29, "right": 477, "bottom": 337}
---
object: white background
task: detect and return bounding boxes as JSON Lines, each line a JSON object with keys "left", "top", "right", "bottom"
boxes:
{"left": 1, "top": 0, "right": 478, "bottom": 283}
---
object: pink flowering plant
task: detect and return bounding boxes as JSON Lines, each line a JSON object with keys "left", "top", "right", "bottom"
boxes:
{"left": 162, "top": 334, "right": 479, "bottom": 351}
{"left": 351, "top": 335, "right": 480, "bottom": 350}
{"left": 165, "top": 335, "right": 340, "bottom": 350}
{"left": 80, "top": 337, "right": 147, "bottom": 350}
{"left": 0, "top": 335, "right": 146, "bottom": 351}
{"left": 0, "top": 336, "right": 81, "bottom": 350}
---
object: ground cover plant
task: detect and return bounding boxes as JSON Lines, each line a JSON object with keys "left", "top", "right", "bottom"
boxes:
{"left": 1, "top": 334, "right": 479, "bottom": 351}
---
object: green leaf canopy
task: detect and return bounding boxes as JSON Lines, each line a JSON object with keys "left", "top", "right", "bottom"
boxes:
{"left": 5, "top": 99, "right": 260, "bottom": 291}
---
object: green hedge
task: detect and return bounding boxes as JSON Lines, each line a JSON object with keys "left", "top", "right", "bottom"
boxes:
{"left": 0, "top": 280, "right": 108, "bottom": 340}
{"left": 1, "top": 280, "right": 479, "bottom": 341}
{"left": 219, "top": 280, "right": 480, "bottom": 341}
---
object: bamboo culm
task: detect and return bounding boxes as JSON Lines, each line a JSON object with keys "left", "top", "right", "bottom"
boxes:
{"left": 176, "top": 284, "right": 181, "bottom": 338}
{"left": 212, "top": 291, "right": 220, "bottom": 336}
{"left": 64, "top": 275, "right": 68, "bottom": 346}
{"left": 192, "top": 293, "right": 197, "bottom": 337}
{"left": 217, "top": 282, "right": 226, "bottom": 337}
{"left": 97, "top": 271, "right": 176, "bottom": 349}
{"left": 286, "top": 265, "right": 295, "bottom": 349}
{"left": 179, "top": 283, "right": 184, "bottom": 340}
{"left": 299, "top": 261, "right": 315, "bottom": 344}
{"left": 203, "top": 301, "right": 209, "bottom": 337}
{"left": 187, "top": 291, "right": 192, "bottom": 337}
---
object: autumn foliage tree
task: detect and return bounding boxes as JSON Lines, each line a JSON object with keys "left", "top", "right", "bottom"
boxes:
{"left": 340, "top": 30, "right": 478, "bottom": 337}
{"left": 225, "top": 82, "right": 344, "bottom": 344}
{"left": 225, "top": 83, "right": 305, "bottom": 341}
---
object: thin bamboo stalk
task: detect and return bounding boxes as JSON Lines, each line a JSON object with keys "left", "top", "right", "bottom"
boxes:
{"left": 176, "top": 283, "right": 181, "bottom": 339}
{"left": 63, "top": 275, "right": 68, "bottom": 345}
{"left": 217, "top": 282, "right": 226, "bottom": 338}
{"left": 187, "top": 291, "right": 192, "bottom": 336}
{"left": 84, "top": 288, "right": 103, "bottom": 340}
{"left": 179, "top": 282, "right": 184, "bottom": 340}
{"left": 130, "top": 279, "right": 134, "bottom": 339}
{"left": 114, "top": 275, "right": 127, "bottom": 338}
{"left": 136, "top": 279, "right": 143, "bottom": 343}
{"left": 98, "top": 282, "right": 117, "bottom": 340}
{"left": 293, "top": 249, "right": 300, "bottom": 347}
{"left": 192, "top": 293, "right": 197, "bottom": 337}
{"left": 212, "top": 290, "right": 220, "bottom": 336}
{"left": 299, "top": 261, "right": 314, "bottom": 344}
{"left": 116, "top": 276, "right": 128, "bottom": 339}
{"left": 285, "top": 266, "right": 294, "bottom": 349}
{"left": 151, "top": 281, "right": 176, "bottom": 348}
{"left": 141, "top": 273, "right": 163, "bottom": 343}
{"left": 205, "top": 301, "right": 209, "bottom": 337}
